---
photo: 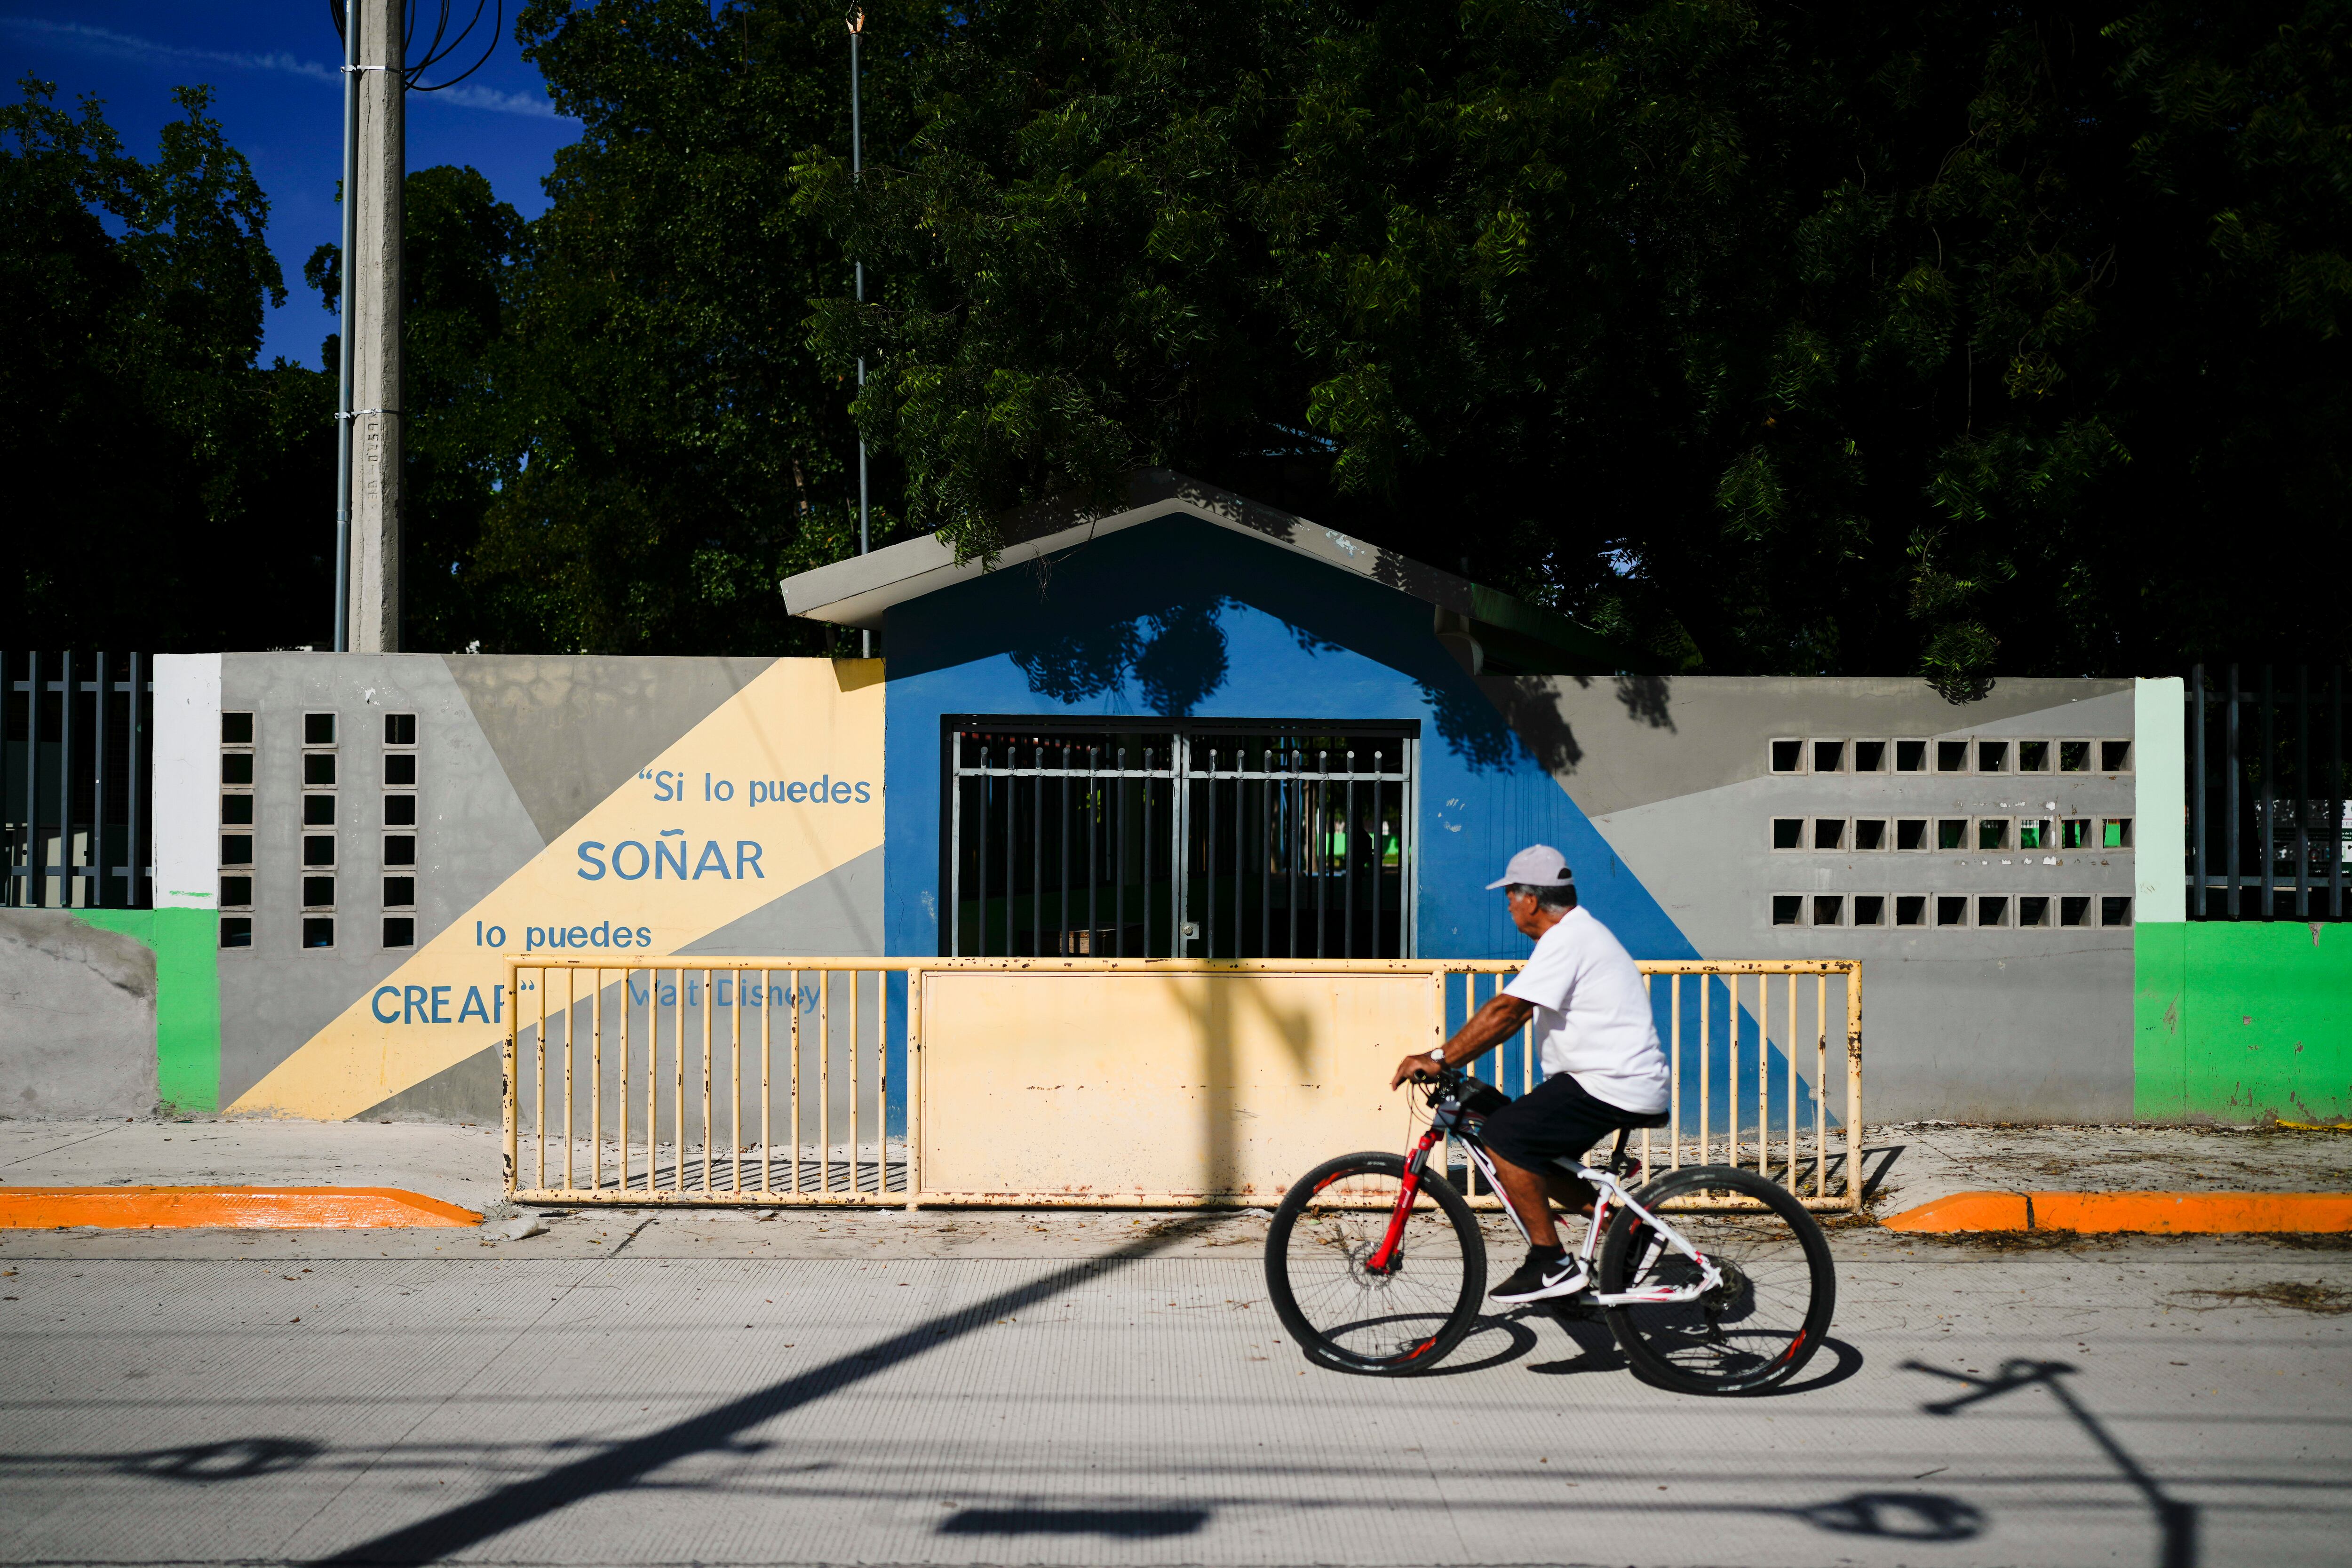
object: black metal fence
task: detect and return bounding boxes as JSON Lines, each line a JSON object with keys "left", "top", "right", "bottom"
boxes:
{"left": 2187, "top": 664, "right": 2346, "bottom": 920}
{"left": 2, "top": 652, "right": 153, "bottom": 908}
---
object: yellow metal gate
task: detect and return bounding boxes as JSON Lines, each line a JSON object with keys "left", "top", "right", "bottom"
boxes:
{"left": 504, "top": 957, "right": 1861, "bottom": 1211}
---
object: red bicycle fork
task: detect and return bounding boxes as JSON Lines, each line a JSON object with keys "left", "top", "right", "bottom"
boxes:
{"left": 1366, "top": 1132, "right": 1440, "bottom": 1273}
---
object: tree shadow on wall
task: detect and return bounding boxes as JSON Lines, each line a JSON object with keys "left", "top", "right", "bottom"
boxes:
{"left": 1435, "top": 673, "right": 1680, "bottom": 777}
{"left": 1010, "top": 603, "right": 1228, "bottom": 717}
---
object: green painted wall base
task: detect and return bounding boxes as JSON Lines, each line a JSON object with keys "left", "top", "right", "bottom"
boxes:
{"left": 74, "top": 908, "right": 221, "bottom": 1114}
{"left": 2136, "top": 921, "right": 2352, "bottom": 1123}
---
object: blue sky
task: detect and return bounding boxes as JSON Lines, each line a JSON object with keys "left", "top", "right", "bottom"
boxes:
{"left": 3, "top": 1, "right": 580, "bottom": 366}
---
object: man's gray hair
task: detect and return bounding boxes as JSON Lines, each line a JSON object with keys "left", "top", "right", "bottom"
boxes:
{"left": 1507, "top": 881, "right": 1577, "bottom": 912}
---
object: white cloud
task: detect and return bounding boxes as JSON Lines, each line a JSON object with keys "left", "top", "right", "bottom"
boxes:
{"left": 419, "top": 82, "right": 565, "bottom": 119}
{"left": 4, "top": 16, "right": 573, "bottom": 119}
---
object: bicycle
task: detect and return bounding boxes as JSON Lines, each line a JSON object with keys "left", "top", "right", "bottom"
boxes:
{"left": 1263, "top": 1063, "right": 1836, "bottom": 1393}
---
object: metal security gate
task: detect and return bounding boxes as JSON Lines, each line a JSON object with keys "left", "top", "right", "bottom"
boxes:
{"left": 4, "top": 651, "right": 153, "bottom": 908}
{"left": 2186, "top": 665, "right": 2348, "bottom": 920}
{"left": 505, "top": 956, "right": 1862, "bottom": 1211}
{"left": 944, "top": 720, "right": 1417, "bottom": 958}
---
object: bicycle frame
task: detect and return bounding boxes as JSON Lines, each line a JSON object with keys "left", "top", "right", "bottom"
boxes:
{"left": 1366, "top": 1083, "right": 1724, "bottom": 1307}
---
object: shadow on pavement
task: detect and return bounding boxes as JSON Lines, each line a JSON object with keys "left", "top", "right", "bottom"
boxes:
{"left": 1858, "top": 1142, "right": 1905, "bottom": 1205}
{"left": 1470, "top": 1307, "right": 1865, "bottom": 1395}
{"left": 310, "top": 1216, "right": 1224, "bottom": 1565}
{"left": 1792, "top": 1490, "right": 1984, "bottom": 1541}
{"left": 939, "top": 1506, "right": 1210, "bottom": 1538}
{"left": 1909, "top": 1357, "right": 2198, "bottom": 1568}
{"left": 0, "top": 1437, "right": 326, "bottom": 1483}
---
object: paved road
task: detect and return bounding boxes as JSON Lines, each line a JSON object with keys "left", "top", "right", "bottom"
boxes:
{"left": 1, "top": 1215, "right": 2347, "bottom": 1568}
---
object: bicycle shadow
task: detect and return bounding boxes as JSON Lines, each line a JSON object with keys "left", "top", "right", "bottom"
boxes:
{"left": 1435, "top": 1307, "right": 1865, "bottom": 1394}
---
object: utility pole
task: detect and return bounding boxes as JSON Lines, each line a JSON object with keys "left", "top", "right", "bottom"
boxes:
{"left": 342, "top": 0, "right": 404, "bottom": 652}
{"left": 850, "top": 10, "right": 870, "bottom": 660}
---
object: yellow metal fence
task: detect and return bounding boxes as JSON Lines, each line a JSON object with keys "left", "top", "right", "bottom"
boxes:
{"left": 504, "top": 957, "right": 1860, "bottom": 1211}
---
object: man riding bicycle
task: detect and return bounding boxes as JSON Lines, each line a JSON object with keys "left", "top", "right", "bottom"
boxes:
{"left": 1390, "top": 844, "right": 1671, "bottom": 1305}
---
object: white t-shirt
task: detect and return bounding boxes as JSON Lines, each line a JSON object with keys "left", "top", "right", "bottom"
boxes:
{"left": 1502, "top": 907, "right": 1670, "bottom": 1114}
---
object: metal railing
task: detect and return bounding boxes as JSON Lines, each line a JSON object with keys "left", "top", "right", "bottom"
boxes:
{"left": 3, "top": 651, "right": 152, "bottom": 908}
{"left": 506, "top": 962, "right": 906, "bottom": 1204}
{"left": 505, "top": 956, "right": 1861, "bottom": 1212}
{"left": 2187, "top": 665, "right": 2348, "bottom": 919}
{"left": 1440, "top": 961, "right": 1862, "bottom": 1212}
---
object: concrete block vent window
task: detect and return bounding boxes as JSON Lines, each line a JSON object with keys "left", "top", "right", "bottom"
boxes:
{"left": 219, "top": 710, "right": 254, "bottom": 947}
{"left": 301, "top": 712, "right": 336, "bottom": 949}
{"left": 1766, "top": 732, "right": 2134, "bottom": 930}
{"left": 383, "top": 712, "right": 417, "bottom": 947}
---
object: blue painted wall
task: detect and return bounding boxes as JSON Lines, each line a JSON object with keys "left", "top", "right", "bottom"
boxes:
{"left": 879, "top": 517, "right": 1699, "bottom": 966}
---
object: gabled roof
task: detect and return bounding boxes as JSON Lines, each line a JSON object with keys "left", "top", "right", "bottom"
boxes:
{"left": 778, "top": 470, "right": 1623, "bottom": 675}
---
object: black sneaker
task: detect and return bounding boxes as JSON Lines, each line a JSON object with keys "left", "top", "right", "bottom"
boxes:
{"left": 1491, "top": 1249, "right": 1589, "bottom": 1304}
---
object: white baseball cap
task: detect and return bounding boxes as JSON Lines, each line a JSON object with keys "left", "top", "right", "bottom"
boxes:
{"left": 1486, "top": 844, "right": 1573, "bottom": 890}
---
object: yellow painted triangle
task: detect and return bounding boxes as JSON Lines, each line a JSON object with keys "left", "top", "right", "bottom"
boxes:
{"left": 232, "top": 659, "right": 884, "bottom": 1120}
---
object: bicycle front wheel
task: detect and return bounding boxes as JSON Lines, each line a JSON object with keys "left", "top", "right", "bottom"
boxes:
{"left": 1264, "top": 1151, "right": 1485, "bottom": 1375}
{"left": 1598, "top": 1164, "right": 1836, "bottom": 1395}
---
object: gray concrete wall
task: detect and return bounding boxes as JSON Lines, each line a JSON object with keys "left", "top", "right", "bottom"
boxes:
{"left": 215, "top": 654, "right": 881, "bottom": 1124}
{"left": 1485, "top": 676, "right": 2137, "bottom": 1122}
{"left": 217, "top": 655, "right": 547, "bottom": 1111}
{"left": 0, "top": 912, "right": 159, "bottom": 1117}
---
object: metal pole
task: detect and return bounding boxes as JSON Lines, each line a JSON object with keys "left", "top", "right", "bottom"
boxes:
{"left": 2297, "top": 666, "right": 2311, "bottom": 917}
{"left": 1087, "top": 747, "right": 1098, "bottom": 949}
{"left": 57, "top": 652, "right": 73, "bottom": 907}
{"left": 1031, "top": 742, "right": 1042, "bottom": 958}
{"left": 127, "top": 653, "right": 144, "bottom": 907}
{"left": 850, "top": 13, "right": 871, "bottom": 660}
{"left": 25, "top": 652, "right": 40, "bottom": 907}
{"left": 2262, "top": 664, "right": 2276, "bottom": 916}
{"left": 948, "top": 728, "right": 961, "bottom": 955}
{"left": 2334, "top": 669, "right": 2346, "bottom": 922}
{"left": 1115, "top": 747, "right": 1126, "bottom": 956}
{"left": 90, "top": 653, "right": 107, "bottom": 907}
{"left": 1205, "top": 748, "right": 1216, "bottom": 959}
{"left": 2226, "top": 665, "right": 2241, "bottom": 918}
{"left": 977, "top": 743, "right": 989, "bottom": 956}
{"left": 2189, "top": 666, "right": 2205, "bottom": 918}
{"left": 333, "top": 0, "right": 359, "bottom": 651}
{"left": 1344, "top": 750, "right": 1355, "bottom": 957}
{"left": 1057, "top": 742, "right": 1069, "bottom": 955}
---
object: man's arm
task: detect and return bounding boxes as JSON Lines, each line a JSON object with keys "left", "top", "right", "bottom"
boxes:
{"left": 1389, "top": 994, "right": 1535, "bottom": 1089}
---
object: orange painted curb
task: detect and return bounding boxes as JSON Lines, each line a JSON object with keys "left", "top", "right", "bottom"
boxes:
{"left": 1882, "top": 1192, "right": 2032, "bottom": 1232}
{"left": 0, "top": 1187, "right": 481, "bottom": 1230}
{"left": 1883, "top": 1190, "right": 2352, "bottom": 1234}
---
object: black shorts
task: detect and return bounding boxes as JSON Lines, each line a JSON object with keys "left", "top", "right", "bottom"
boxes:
{"left": 1478, "top": 1071, "right": 1655, "bottom": 1175}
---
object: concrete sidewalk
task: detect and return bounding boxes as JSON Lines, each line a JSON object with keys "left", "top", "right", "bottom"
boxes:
{"left": 1, "top": 1216, "right": 2348, "bottom": 1567}
{"left": 7, "top": 1117, "right": 2346, "bottom": 1225}
{"left": 5, "top": 1118, "right": 2350, "bottom": 1567}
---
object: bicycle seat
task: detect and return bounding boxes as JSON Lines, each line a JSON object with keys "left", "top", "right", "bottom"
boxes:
{"left": 1620, "top": 1108, "right": 1671, "bottom": 1130}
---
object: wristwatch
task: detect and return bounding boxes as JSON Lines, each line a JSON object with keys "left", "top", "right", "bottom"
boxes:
{"left": 1427, "top": 1049, "right": 1446, "bottom": 1065}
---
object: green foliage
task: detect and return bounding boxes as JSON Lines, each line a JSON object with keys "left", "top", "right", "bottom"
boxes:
{"left": 806, "top": 0, "right": 2352, "bottom": 683}
{"left": 3, "top": 77, "right": 332, "bottom": 650}
{"left": 9, "top": 1, "right": 2349, "bottom": 675}
{"left": 443, "top": 0, "right": 928, "bottom": 654}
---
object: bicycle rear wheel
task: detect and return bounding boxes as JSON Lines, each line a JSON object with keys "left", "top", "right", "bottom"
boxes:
{"left": 1263, "top": 1151, "right": 1485, "bottom": 1375}
{"left": 1597, "top": 1164, "right": 1835, "bottom": 1395}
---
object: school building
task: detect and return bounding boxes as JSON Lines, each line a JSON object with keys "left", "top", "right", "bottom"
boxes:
{"left": 2, "top": 472, "right": 2343, "bottom": 1138}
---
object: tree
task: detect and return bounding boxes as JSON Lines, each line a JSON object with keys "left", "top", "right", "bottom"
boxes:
{"left": 450, "top": 0, "right": 941, "bottom": 654}
{"left": 3, "top": 77, "right": 334, "bottom": 652}
{"left": 308, "top": 164, "right": 531, "bottom": 653}
{"left": 805, "top": 0, "right": 2352, "bottom": 685}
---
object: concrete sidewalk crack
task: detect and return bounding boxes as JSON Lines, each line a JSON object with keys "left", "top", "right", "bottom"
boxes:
{"left": 0, "top": 1123, "right": 127, "bottom": 1171}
